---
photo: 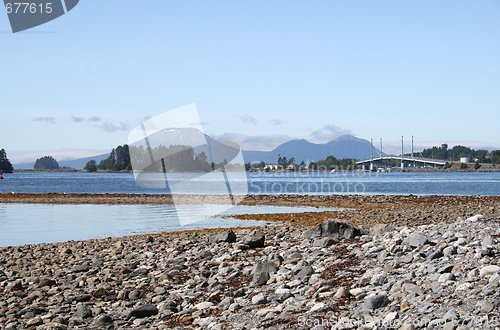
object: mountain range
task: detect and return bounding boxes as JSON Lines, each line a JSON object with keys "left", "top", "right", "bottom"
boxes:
{"left": 242, "top": 135, "right": 381, "bottom": 164}
{"left": 14, "top": 134, "right": 381, "bottom": 169}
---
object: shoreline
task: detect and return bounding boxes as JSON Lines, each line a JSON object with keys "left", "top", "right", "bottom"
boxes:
{"left": 1, "top": 193, "right": 499, "bottom": 229}
{"left": 0, "top": 200, "right": 498, "bottom": 328}
{"left": 1, "top": 194, "right": 499, "bottom": 329}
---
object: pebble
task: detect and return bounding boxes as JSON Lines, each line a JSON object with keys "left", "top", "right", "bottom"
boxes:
{"left": 479, "top": 265, "right": 500, "bottom": 277}
{"left": 0, "top": 213, "right": 497, "bottom": 329}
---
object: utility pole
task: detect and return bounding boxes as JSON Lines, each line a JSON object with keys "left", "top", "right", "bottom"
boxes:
{"left": 411, "top": 135, "right": 414, "bottom": 159}
{"left": 411, "top": 135, "right": 415, "bottom": 168}
{"left": 370, "top": 139, "right": 374, "bottom": 171}
{"left": 401, "top": 136, "right": 404, "bottom": 171}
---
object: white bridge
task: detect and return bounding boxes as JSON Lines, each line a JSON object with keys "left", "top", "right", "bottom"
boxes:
{"left": 356, "top": 136, "right": 448, "bottom": 170}
{"left": 356, "top": 156, "right": 447, "bottom": 170}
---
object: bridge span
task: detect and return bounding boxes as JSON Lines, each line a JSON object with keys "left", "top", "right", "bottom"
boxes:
{"left": 356, "top": 156, "right": 447, "bottom": 171}
{"left": 357, "top": 136, "right": 448, "bottom": 171}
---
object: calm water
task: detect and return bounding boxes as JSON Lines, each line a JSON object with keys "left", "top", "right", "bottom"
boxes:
{"left": 0, "top": 171, "right": 499, "bottom": 196}
{"left": 0, "top": 204, "right": 339, "bottom": 246}
{"left": 0, "top": 172, "right": 498, "bottom": 246}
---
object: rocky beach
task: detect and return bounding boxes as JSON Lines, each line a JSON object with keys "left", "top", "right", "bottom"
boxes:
{"left": 0, "top": 194, "right": 499, "bottom": 329}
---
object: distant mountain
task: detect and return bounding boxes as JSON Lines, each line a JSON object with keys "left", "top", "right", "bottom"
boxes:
{"left": 130, "top": 127, "right": 241, "bottom": 165}
{"left": 58, "top": 153, "right": 110, "bottom": 169}
{"left": 242, "top": 135, "right": 382, "bottom": 163}
{"left": 13, "top": 134, "right": 380, "bottom": 170}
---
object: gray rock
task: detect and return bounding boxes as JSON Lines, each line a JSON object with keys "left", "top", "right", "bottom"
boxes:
{"left": 252, "top": 261, "right": 277, "bottom": 285}
{"left": 403, "top": 232, "right": 428, "bottom": 248}
{"left": 443, "top": 308, "right": 457, "bottom": 321}
{"left": 75, "top": 304, "right": 92, "bottom": 319}
{"left": 304, "top": 220, "right": 364, "bottom": 239}
{"left": 243, "top": 233, "right": 265, "bottom": 249}
{"left": 481, "top": 234, "right": 493, "bottom": 247}
{"left": 294, "top": 266, "right": 314, "bottom": 280}
{"left": 363, "top": 294, "right": 389, "bottom": 310}
{"left": 427, "top": 250, "right": 443, "bottom": 260}
{"left": 39, "top": 277, "right": 56, "bottom": 287}
{"left": 94, "top": 315, "right": 113, "bottom": 326}
{"left": 370, "top": 224, "right": 396, "bottom": 235}
{"left": 71, "top": 264, "right": 90, "bottom": 273}
{"left": 303, "top": 224, "right": 323, "bottom": 239}
{"left": 129, "top": 290, "right": 142, "bottom": 300}
{"left": 443, "top": 246, "right": 456, "bottom": 256}
{"left": 130, "top": 268, "right": 149, "bottom": 277}
{"left": 208, "top": 230, "right": 237, "bottom": 244}
{"left": 323, "top": 220, "right": 364, "bottom": 239}
{"left": 26, "top": 316, "right": 43, "bottom": 327}
{"left": 480, "top": 300, "right": 493, "bottom": 313}
{"left": 438, "top": 273, "right": 455, "bottom": 283}
{"left": 128, "top": 304, "right": 159, "bottom": 318}
{"left": 312, "top": 237, "right": 337, "bottom": 247}
{"left": 402, "top": 283, "right": 423, "bottom": 296}
{"left": 438, "top": 264, "right": 454, "bottom": 273}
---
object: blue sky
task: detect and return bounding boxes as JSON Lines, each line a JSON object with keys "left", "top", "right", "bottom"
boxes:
{"left": 1, "top": 1, "right": 499, "bottom": 162}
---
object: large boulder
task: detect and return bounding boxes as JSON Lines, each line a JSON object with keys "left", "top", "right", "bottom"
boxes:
{"left": 208, "top": 230, "right": 237, "bottom": 244}
{"left": 363, "top": 294, "right": 390, "bottom": 310}
{"left": 242, "top": 232, "right": 265, "bottom": 249}
{"left": 403, "top": 232, "right": 428, "bottom": 248}
{"left": 128, "top": 304, "right": 159, "bottom": 319}
{"left": 252, "top": 261, "right": 277, "bottom": 285}
{"left": 304, "top": 220, "right": 365, "bottom": 239}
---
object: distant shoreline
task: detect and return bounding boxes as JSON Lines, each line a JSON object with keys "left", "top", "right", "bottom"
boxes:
{"left": 9, "top": 167, "right": 500, "bottom": 173}
{"left": 1, "top": 193, "right": 498, "bottom": 227}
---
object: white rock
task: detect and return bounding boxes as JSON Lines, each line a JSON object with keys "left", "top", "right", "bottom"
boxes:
{"left": 275, "top": 288, "right": 290, "bottom": 295}
{"left": 383, "top": 311, "right": 398, "bottom": 323}
{"left": 479, "top": 265, "right": 500, "bottom": 277}
{"left": 438, "top": 273, "right": 454, "bottom": 283}
{"left": 349, "top": 288, "right": 365, "bottom": 297}
{"left": 256, "top": 308, "right": 273, "bottom": 316}
{"left": 251, "top": 293, "right": 267, "bottom": 305}
{"left": 193, "top": 302, "right": 214, "bottom": 310}
{"left": 455, "top": 283, "right": 472, "bottom": 291}
{"left": 465, "top": 214, "right": 485, "bottom": 222}
{"left": 308, "top": 302, "right": 325, "bottom": 313}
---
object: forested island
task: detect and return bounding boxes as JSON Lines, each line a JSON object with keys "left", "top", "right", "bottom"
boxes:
{"left": 0, "top": 149, "right": 14, "bottom": 173}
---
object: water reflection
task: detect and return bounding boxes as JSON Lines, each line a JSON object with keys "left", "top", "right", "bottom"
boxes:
{"left": 0, "top": 204, "right": 341, "bottom": 247}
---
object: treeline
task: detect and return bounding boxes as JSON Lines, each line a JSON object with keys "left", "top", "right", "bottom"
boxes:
{"left": 86, "top": 144, "right": 222, "bottom": 172}
{"left": 34, "top": 156, "right": 59, "bottom": 170}
{"left": 96, "top": 145, "right": 131, "bottom": 171}
{"left": 246, "top": 155, "right": 357, "bottom": 171}
{"left": 308, "top": 155, "right": 357, "bottom": 170}
{"left": 421, "top": 144, "right": 500, "bottom": 163}
{"left": 0, "top": 149, "right": 14, "bottom": 173}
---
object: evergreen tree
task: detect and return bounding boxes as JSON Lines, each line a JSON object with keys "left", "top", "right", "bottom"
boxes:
{"left": 84, "top": 160, "right": 98, "bottom": 172}
{"left": 34, "top": 156, "right": 60, "bottom": 170}
{"left": 0, "top": 149, "right": 14, "bottom": 173}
